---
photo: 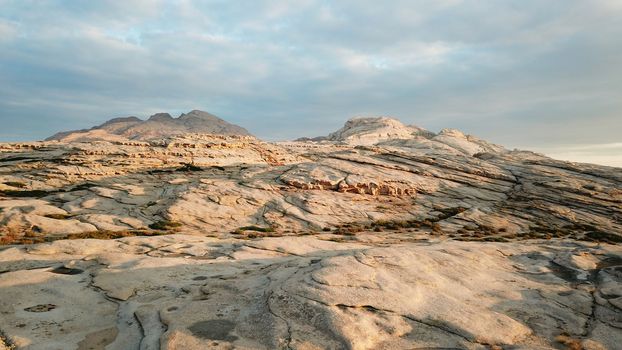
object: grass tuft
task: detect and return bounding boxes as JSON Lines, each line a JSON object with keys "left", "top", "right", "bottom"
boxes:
{"left": 233, "top": 225, "right": 275, "bottom": 234}
{"left": 148, "top": 220, "right": 183, "bottom": 231}
{"left": 3, "top": 181, "right": 27, "bottom": 188}
{"left": 44, "top": 213, "right": 73, "bottom": 220}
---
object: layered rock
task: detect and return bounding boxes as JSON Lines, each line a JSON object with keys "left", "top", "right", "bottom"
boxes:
{"left": 1, "top": 115, "right": 621, "bottom": 349}
{"left": 1, "top": 117, "right": 621, "bottom": 242}
{"left": 325, "top": 117, "right": 430, "bottom": 145}
{"left": 0, "top": 234, "right": 621, "bottom": 349}
{"left": 46, "top": 110, "right": 251, "bottom": 142}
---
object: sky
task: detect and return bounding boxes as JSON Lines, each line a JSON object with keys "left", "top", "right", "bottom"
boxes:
{"left": 0, "top": 0, "right": 620, "bottom": 166}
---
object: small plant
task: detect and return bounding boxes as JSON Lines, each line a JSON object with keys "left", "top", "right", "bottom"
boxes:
{"left": 70, "top": 183, "right": 97, "bottom": 191}
{"left": 0, "top": 189, "right": 54, "bottom": 198}
{"left": 233, "top": 225, "right": 275, "bottom": 234}
{"left": 435, "top": 207, "right": 467, "bottom": 220}
{"left": 430, "top": 223, "right": 443, "bottom": 233}
{"left": 176, "top": 163, "right": 202, "bottom": 172}
{"left": 3, "top": 181, "right": 26, "bottom": 188}
{"left": 554, "top": 333, "right": 582, "bottom": 350}
{"left": 0, "top": 232, "right": 19, "bottom": 245}
{"left": 0, "top": 328, "right": 17, "bottom": 350}
{"left": 482, "top": 236, "right": 509, "bottom": 242}
{"left": 584, "top": 230, "right": 622, "bottom": 243}
{"left": 66, "top": 229, "right": 171, "bottom": 240}
{"left": 149, "top": 220, "right": 183, "bottom": 231}
{"left": 44, "top": 213, "right": 72, "bottom": 220}
{"left": 334, "top": 223, "right": 364, "bottom": 235}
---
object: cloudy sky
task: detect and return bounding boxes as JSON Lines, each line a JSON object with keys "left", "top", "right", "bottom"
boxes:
{"left": 1, "top": 0, "right": 620, "bottom": 166}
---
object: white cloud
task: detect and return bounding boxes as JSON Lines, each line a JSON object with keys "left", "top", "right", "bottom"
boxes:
{"left": 0, "top": 0, "right": 620, "bottom": 160}
{"left": 0, "top": 19, "right": 17, "bottom": 42}
{"left": 535, "top": 143, "right": 622, "bottom": 168}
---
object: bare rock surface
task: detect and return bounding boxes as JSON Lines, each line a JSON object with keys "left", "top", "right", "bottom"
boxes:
{"left": 0, "top": 235, "right": 621, "bottom": 349}
{"left": 0, "top": 116, "right": 621, "bottom": 349}
{"left": 326, "top": 117, "right": 428, "bottom": 145}
{"left": 1, "top": 119, "right": 619, "bottom": 242}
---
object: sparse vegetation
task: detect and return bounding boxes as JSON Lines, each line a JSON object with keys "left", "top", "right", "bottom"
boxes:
{"left": 0, "top": 329, "right": 16, "bottom": 350}
{"left": 334, "top": 223, "right": 364, "bottom": 235}
{"left": 0, "top": 189, "right": 56, "bottom": 198}
{"left": 523, "top": 221, "right": 622, "bottom": 243}
{"left": 44, "top": 213, "right": 73, "bottom": 220}
{"left": 233, "top": 225, "right": 275, "bottom": 234}
{"left": 435, "top": 207, "right": 467, "bottom": 220}
{"left": 177, "top": 163, "right": 202, "bottom": 172}
{"left": 554, "top": 333, "right": 582, "bottom": 350}
{"left": 0, "top": 227, "right": 175, "bottom": 246}
{"left": 482, "top": 236, "right": 509, "bottom": 242}
{"left": 430, "top": 222, "right": 443, "bottom": 233}
{"left": 149, "top": 220, "right": 183, "bottom": 231}
{"left": 0, "top": 232, "right": 21, "bottom": 245}
{"left": 70, "top": 182, "right": 97, "bottom": 191}
{"left": 3, "top": 181, "right": 27, "bottom": 188}
{"left": 231, "top": 225, "right": 284, "bottom": 239}
{"left": 66, "top": 229, "right": 170, "bottom": 240}
{"left": 583, "top": 230, "right": 622, "bottom": 243}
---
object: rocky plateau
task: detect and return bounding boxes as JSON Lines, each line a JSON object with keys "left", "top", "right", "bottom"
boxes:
{"left": 0, "top": 112, "right": 621, "bottom": 349}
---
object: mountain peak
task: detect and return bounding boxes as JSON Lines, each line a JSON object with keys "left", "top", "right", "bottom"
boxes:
{"left": 309, "top": 116, "right": 506, "bottom": 156}
{"left": 179, "top": 110, "right": 220, "bottom": 120}
{"left": 326, "top": 116, "right": 423, "bottom": 145}
{"left": 46, "top": 110, "right": 251, "bottom": 142}
{"left": 147, "top": 113, "right": 173, "bottom": 122}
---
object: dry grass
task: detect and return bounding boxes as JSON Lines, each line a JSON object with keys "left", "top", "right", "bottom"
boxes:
{"left": 3, "top": 181, "right": 26, "bottom": 188}
{"left": 0, "top": 189, "right": 54, "bottom": 198}
{"left": 232, "top": 225, "right": 275, "bottom": 235}
{"left": 65, "top": 229, "right": 170, "bottom": 240}
{"left": 44, "top": 213, "right": 73, "bottom": 220}
{"left": 0, "top": 329, "right": 16, "bottom": 350}
{"left": 0, "top": 226, "right": 173, "bottom": 246}
{"left": 148, "top": 220, "right": 183, "bottom": 231}
{"left": 555, "top": 333, "right": 583, "bottom": 350}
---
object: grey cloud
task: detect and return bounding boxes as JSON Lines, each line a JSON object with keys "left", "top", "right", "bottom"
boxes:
{"left": 0, "top": 0, "right": 620, "bottom": 166}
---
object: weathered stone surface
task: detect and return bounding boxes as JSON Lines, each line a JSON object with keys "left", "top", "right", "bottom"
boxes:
{"left": 0, "top": 116, "right": 621, "bottom": 349}
{"left": 2, "top": 122, "right": 620, "bottom": 241}
{"left": 0, "top": 235, "right": 621, "bottom": 349}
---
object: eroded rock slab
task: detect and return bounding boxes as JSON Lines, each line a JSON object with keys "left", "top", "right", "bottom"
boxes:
{"left": 0, "top": 234, "right": 621, "bottom": 349}
{"left": 1, "top": 117, "right": 621, "bottom": 243}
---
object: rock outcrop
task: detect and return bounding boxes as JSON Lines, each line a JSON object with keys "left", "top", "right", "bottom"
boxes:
{"left": 0, "top": 234, "right": 621, "bottom": 349}
{"left": 325, "top": 117, "right": 430, "bottom": 145}
{"left": 1, "top": 115, "right": 621, "bottom": 349}
{"left": 2, "top": 117, "right": 621, "bottom": 242}
{"left": 46, "top": 110, "right": 251, "bottom": 142}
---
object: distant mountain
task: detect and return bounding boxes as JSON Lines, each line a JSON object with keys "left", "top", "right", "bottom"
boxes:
{"left": 325, "top": 116, "right": 431, "bottom": 145}
{"left": 46, "top": 110, "right": 251, "bottom": 142}
{"left": 306, "top": 116, "right": 505, "bottom": 156}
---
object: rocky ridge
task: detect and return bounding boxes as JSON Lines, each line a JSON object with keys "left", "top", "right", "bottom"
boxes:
{"left": 0, "top": 116, "right": 621, "bottom": 349}
{"left": 46, "top": 110, "right": 251, "bottom": 142}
